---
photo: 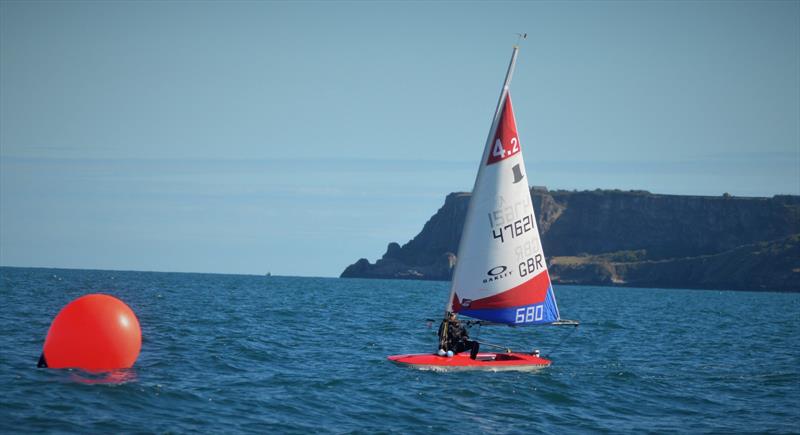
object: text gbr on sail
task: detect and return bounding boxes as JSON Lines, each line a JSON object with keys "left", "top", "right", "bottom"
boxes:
{"left": 519, "top": 253, "right": 544, "bottom": 278}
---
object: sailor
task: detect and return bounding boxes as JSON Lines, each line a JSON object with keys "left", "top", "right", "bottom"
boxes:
{"left": 438, "top": 312, "right": 480, "bottom": 360}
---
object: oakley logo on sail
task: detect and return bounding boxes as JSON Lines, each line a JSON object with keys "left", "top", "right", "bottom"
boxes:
{"left": 484, "top": 265, "right": 513, "bottom": 283}
{"left": 487, "top": 266, "right": 507, "bottom": 276}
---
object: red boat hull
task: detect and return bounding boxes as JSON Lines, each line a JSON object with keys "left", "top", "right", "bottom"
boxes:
{"left": 388, "top": 352, "right": 551, "bottom": 371}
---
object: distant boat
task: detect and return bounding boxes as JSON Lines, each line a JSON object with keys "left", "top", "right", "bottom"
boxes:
{"left": 265, "top": 272, "right": 272, "bottom": 277}
{"left": 389, "top": 42, "right": 578, "bottom": 370}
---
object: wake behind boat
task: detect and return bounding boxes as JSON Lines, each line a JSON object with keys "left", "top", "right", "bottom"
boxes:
{"left": 389, "top": 40, "right": 578, "bottom": 371}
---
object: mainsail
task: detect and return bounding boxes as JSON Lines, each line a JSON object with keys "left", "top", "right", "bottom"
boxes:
{"left": 446, "top": 46, "right": 561, "bottom": 326}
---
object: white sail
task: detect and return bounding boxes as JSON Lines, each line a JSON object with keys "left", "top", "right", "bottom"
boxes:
{"left": 446, "top": 47, "right": 560, "bottom": 325}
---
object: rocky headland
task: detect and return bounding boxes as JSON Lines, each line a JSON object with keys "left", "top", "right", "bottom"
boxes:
{"left": 341, "top": 188, "right": 800, "bottom": 292}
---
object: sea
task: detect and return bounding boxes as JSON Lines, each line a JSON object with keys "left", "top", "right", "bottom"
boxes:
{"left": 1, "top": 266, "right": 798, "bottom": 433}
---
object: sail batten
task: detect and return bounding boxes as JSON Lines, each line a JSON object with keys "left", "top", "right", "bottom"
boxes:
{"left": 446, "top": 46, "right": 562, "bottom": 326}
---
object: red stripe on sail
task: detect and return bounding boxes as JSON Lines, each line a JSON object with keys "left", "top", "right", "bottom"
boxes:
{"left": 451, "top": 293, "right": 462, "bottom": 312}
{"left": 456, "top": 271, "right": 551, "bottom": 311}
{"left": 486, "top": 94, "right": 520, "bottom": 165}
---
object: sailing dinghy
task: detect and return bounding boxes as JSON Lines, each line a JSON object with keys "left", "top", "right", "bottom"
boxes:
{"left": 388, "top": 43, "right": 578, "bottom": 370}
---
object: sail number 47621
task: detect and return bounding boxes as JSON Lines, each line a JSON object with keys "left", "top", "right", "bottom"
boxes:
{"left": 515, "top": 305, "right": 544, "bottom": 323}
{"left": 492, "top": 214, "right": 534, "bottom": 243}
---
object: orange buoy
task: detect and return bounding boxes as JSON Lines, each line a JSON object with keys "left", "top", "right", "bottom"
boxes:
{"left": 39, "top": 294, "right": 141, "bottom": 370}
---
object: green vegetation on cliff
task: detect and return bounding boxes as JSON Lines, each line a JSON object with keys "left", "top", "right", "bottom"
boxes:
{"left": 341, "top": 189, "right": 800, "bottom": 292}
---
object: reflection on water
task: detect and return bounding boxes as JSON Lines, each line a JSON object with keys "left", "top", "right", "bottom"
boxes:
{"left": 67, "top": 369, "right": 138, "bottom": 385}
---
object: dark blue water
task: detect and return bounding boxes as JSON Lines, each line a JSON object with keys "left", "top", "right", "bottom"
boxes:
{"left": 1, "top": 267, "right": 798, "bottom": 433}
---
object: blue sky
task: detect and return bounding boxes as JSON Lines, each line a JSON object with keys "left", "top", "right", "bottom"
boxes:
{"left": 1, "top": 1, "right": 798, "bottom": 276}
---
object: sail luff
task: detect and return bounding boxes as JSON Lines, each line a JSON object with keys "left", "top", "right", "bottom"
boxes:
{"left": 445, "top": 46, "right": 520, "bottom": 315}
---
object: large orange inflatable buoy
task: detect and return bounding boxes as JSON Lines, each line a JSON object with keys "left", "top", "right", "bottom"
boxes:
{"left": 39, "top": 294, "right": 141, "bottom": 370}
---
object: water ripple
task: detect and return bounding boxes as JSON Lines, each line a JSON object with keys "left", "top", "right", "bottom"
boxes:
{"left": 1, "top": 268, "right": 798, "bottom": 433}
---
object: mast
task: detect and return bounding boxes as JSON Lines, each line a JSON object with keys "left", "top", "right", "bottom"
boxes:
{"left": 444, "top": 43, "right": 522, "bottom": 316}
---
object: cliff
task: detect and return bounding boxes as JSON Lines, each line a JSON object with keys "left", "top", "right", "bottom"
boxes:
{"left": 340, "top": 189, "right": 800, "bottom": 292}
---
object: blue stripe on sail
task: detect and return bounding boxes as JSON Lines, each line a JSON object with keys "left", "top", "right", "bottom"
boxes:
{"left": 460, "top": 285, "right": 560, "bottom": 325}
